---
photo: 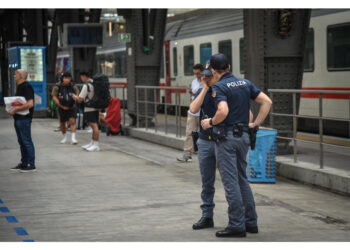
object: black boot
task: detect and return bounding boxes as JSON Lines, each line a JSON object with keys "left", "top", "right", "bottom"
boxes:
{"left": 215, "top": 227, "right": 246, "bottom": 238}
{"left": 192, "top": 217, "right": 214, "bottom": 230}
{"left": 246, "top": 225, "right": 258, "bottom": 233}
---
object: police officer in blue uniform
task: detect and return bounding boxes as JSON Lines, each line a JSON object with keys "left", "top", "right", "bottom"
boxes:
{"left": 189, "top": 61, "right": 217, "bottom": 230}
{"left": 201, "top": 53, "right": 272, "bottom": 237}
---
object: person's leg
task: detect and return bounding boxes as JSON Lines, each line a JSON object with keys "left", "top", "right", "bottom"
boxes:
{"left": 183, "top": 114, "right": 194, "bottom": 156}
{"left": 197, "top": 139, "right": 216, "bottom": 218}
{"left": 69, "top": 117, "right": 77, "bottom": 144}
{"left": 17, "top": 118, "right": 35, "bottom": 166}
{"left": 14, "top": 119, "right": 26, "bottom": 165}
{"left": 86, "top": 111, "right": 100, "bottom": 152}
{"left": 236, "top": 132, "right": 258, "bottom": 229}
{"left": 215, "top": 133, "right": 245, "bottom": 232}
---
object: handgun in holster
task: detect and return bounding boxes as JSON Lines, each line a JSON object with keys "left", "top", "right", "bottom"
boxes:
{"left": 248, "top": 126, "right": 259, "bottom": 150}
{"left": 191, "top": 131, "right": 199, "bottom": 152}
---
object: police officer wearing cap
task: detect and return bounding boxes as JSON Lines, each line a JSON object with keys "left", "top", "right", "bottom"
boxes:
{"left": 190, "top": 61, "right": 217, "bottom": 230}
{"left": 201, "top": 53, "right": 272, "bottom": 237}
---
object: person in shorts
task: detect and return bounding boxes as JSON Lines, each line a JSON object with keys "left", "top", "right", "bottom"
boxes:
{"left": 73, "top": 72, "right": 100, "bottom": 152}
{"left": 51, "top": 72, "right": 79, "bottom": 144}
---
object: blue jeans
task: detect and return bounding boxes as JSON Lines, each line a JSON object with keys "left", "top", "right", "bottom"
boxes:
{"left": 14, "top": 118, "right": 35, "bottom": 166}
{"left": 215, "top": 131, "right": 257, "bottom": 231}
{"left": 197, "top": 138, "right": 216, "bottom": 218}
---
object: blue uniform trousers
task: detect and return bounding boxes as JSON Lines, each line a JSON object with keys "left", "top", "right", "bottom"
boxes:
{"left": 215, "top": 131, "right": 257, "bottom": 231}
{"left": 197, "top": 138, "right": 216, "bottom": 218}
{"left": 14, "top": 118, "right": 35, "bottom": 166}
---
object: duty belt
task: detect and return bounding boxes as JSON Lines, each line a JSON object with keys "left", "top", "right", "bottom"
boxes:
{"left": 199, "top": 132, "right": 214, "bottom": 141}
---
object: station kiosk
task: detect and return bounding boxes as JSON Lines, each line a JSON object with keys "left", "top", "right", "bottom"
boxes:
{"left": 7, "top": 46, "right": 47, "bottom": 111}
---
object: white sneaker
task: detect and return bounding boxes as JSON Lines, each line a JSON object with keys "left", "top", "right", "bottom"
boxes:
{"left": 81, "top": 142, "right": 93, "bottom": 150}
{"left": 86, "top": 144, "right": 100, "bottom": 152}
{"left": 71, "top": 138, "right": 78, "bottom": 145}
{"left": 60, "top": 135, "right": 67, "bottom": 144}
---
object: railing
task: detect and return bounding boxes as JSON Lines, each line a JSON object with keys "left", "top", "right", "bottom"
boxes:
{"left": 135, "top": 86, "right": 188, "bottom": 137}
{"left": 268, "top": 89, "right": 350, "bottom": 169}
{"left": 47, "top": 83, "right": 127, "bottom": 127}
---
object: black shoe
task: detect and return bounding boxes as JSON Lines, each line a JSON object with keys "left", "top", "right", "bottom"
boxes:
{"left": 192, "top": 217, "right": 214, "bottom": 230}
{"left": 11, "top": 163, "right": 24, "bottom": 171}
{"left": 216, "top": 227, "right": 246, "bottom": 238}
{"left": 246, "top": 226, "right": 258, "bottom": 233}
{"left": 20, "top": 164, "right": 36, "bottom": 173}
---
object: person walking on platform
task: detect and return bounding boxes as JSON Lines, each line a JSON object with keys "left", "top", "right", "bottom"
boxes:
{"left": 201, "top": 53, "right": 272, "bottom": 238}
{"left": 72, "top": 72, "right": 100, "bottom": 152}
{"left": 189, "top": 61, "right": 217, "bottom": 229}
{"left": 52, "top": 72, "right": 79, "bottom": 144}
{"left": 8, "top": 69, "right": 36, "bottom": 172}
{"left": 177, "top": 64, "right": 203, "bottom": 162}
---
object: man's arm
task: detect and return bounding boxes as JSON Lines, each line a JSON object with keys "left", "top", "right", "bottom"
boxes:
{"left": 8, "top": 99, "right": 34, "bottom": 116}
{"left": 52, "top": 95, "right": 69, "bottom": 110}
{"left": 201, "top": 101, "right": 228, "bottom": 130}
{"left": 249, "top": 92, "right": 272, "bottom": 128}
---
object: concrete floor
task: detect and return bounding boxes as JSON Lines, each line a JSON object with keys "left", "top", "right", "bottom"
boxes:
{"left": 1, "top": 117, "right": 350, "bottom": 242}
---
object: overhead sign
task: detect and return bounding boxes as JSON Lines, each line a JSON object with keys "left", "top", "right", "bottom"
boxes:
{"left": 118, "top": 33, "right": 131, "bottom": 43}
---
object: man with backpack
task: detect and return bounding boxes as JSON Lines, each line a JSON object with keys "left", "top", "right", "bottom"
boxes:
{"left": 73, "top": 72, "right": 110, "bottom": 152}
{"left": 52, "top": 72, "right": 79, "bottom": 144}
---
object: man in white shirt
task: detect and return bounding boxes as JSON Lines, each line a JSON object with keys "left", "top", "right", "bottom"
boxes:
{"left": 177, "top": 64, "right": 203, "bottom": 162}
{"left": 73, "top": 72, "right": 100, "bottom": 152}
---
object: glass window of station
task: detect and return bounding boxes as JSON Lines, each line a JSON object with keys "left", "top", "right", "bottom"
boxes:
{"left": 304, "top": 28, "right": 314, "bottom": 72}
{"left": 327, "top": 23, "right": 350, "bottom": 71}
{"left": 184, "top": 45, "right": 194, "bottom": 76}
{"left": 97, "top": 51, "right": 127, "bottom": 78}
{"left": 200, "top": 43, "right": 212, "bottom": 66}
{"left": 218, "top": 40, "right": 232, "bottom": 69}
{"left": 173, "top": 47, "right": 178, "bottom": 76}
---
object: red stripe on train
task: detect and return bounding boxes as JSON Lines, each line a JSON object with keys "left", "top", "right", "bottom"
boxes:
{"left": 301, "top": 87, "right": 350, "bottom": 100}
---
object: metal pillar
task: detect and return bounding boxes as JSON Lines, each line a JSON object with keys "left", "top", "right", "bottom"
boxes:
{"left": 244, "top": 9, "right": 311, "bottom": 154}
{"left": 118, "top": 9, "right": 167, "bottom": 126}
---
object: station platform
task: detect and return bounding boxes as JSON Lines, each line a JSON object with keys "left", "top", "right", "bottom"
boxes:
{"left": 1, "top": 111, "right": 350, "bottom": 241}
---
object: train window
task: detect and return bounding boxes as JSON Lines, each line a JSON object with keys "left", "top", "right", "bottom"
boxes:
{"left": 173, "top": 47, "right": 178, "bottom": 76}
{"left": 200, "top": 43, "right": 212, "bottom": 65}
{"left": 327, "top": 23, "right": 350, "bottom": 71}
{"left": 239, "top": 38, "right": 245, "bottom": 74}
{"left": 184, "top": 45, "right": 194, "bottom": 76}
{"left": 304, "top": 28, "right": 314, "bottom": 72}
{"left": 114, "top": 51, "right": 127, "bottom": 78}
{"left": 219, "top": 40, "right": 232, "bottom": 68}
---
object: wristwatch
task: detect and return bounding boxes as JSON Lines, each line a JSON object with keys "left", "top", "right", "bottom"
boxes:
{"left": 209, "top": 118, "right": 213, "bottom": 126}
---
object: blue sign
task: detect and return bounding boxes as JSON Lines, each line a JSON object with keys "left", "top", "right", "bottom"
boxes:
{"left": 7, "top": 46, "right": 47, "bottom": 111}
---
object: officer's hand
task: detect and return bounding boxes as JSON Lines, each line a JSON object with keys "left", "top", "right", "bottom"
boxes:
{"left": 249, "top": 122, "right": 256, "bottom": 129}
{"left": 200, "top": 77, "right": 209, "bottom": 90}
{"left": 201, "top": 118, "right": 212, "bottom": 130}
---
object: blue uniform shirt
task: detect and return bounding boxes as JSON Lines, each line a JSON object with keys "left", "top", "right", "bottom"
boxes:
{"left": 195, "top": 87, "right": 217, "bottom": 135}
{"left": 212, "top": 72, "right": 261, "bottom": 127}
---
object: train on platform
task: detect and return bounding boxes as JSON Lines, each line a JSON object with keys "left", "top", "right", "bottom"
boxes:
{"left": 56, "top": 9, "right": 350, "bottom": 137}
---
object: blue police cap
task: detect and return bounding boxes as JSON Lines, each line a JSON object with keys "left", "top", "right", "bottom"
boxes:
{"left": 210, "top": 53, "right": 229, "bottom": 70}
{"left": 201, "top": 60, "right": 213, "bottom": 76}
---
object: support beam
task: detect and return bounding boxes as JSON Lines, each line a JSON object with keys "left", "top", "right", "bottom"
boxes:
{"left": 118, "top": 9, "right": 167, "bottom": 126}
{"left": 244, "top": 9, "right": 311, "bottom": 154}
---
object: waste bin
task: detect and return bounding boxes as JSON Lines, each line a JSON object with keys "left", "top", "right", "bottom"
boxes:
{"left": 247, "top": 128, "right": 277, "bottom": 183}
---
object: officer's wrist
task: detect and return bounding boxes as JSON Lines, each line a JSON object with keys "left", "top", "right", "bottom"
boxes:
{"left": 209, "top": 118, "right": 214, "bottom": 126}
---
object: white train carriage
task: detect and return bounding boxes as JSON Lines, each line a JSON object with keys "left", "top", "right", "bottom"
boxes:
{"left": 56, "top": 9, "right": 350, "bottom": 136}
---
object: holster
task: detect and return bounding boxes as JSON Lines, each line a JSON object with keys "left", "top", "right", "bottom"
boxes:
{"left": 191, "top": 131, "right": 199, "bottom": 152}
{"left": 248, "top": 126, "right": 259, "bottom": 150}
{"left": 212, "top": 125, "right": 227, "bottom": 143}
